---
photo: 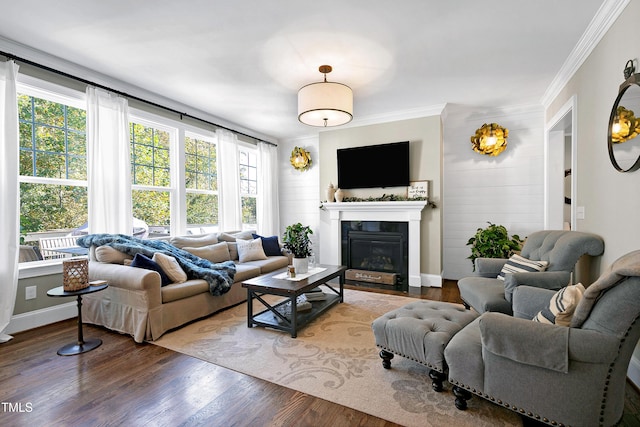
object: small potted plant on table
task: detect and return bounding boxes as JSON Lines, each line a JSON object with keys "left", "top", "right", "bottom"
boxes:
{"left": 282, "top": 222, "right": 313, "bottom": 274}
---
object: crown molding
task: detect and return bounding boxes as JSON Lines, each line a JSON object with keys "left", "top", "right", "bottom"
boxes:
{"left": 540, "top": 0, "right": 630, "bottom": 108}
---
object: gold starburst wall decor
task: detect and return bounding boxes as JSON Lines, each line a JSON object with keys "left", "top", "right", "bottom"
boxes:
{"left": 611, "top": 106, "right": 640, "bottom": 144}
{"left": 470, "top": 123, "right": 508, "bottom": 156}
{"left": 290, "top": 146, "right": 312, "bottom": 171}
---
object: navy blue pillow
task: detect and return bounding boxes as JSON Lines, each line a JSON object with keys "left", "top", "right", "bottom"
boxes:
{"left": 252, "top": 233, "right": 282, "bottom": 256}
{"left": 130, "top": 253, "right": 171, "bottom": 286}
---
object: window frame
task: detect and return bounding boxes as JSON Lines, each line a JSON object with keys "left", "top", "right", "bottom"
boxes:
{"left": 184, "top": 130, "right": 220, "bottom": 233}
{"left": 238, "top": 142, "right": 258, "bottom": 230}
{"left": 17, "top": 76, "right": 88, "bottom": 271}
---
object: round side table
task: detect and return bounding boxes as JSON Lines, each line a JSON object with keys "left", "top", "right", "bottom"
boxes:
{"left": 46, "top": 283, "right": 108, "bottom": 356}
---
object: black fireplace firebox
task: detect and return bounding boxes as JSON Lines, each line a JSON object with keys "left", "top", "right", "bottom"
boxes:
{"left": 341, "top": 221, "right": 409, "bottom": 291}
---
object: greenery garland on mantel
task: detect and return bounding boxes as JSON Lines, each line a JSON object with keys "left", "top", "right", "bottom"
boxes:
{"left": 321, "top": 194, "right": 437, "bottom": 209}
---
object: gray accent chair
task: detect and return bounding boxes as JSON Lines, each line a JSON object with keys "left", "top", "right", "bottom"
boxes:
{"left": 457, "top": 230, "right": 604, "bottom": 315}
{"left": 444, "top": 250, "right": 640, "bottom": 426}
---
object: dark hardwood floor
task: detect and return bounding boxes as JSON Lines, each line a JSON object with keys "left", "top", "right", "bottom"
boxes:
{"left": 1, "top": 281, "right": 639, "bottom": 426}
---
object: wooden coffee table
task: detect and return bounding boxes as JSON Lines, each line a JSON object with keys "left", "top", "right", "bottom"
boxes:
{"left": 242, "top": 264, "right": 346, "bottom": 338}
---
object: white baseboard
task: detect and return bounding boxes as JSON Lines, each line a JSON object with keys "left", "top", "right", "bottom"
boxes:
{"left": 421, "top": 274, "right": 442, "bottom": 288}
{"left": 4, "top": 302, "right": 76, "bottom": 335}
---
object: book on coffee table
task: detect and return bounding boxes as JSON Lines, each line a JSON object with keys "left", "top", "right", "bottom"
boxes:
{"left": 304, "top": 286, "right": 327, "bottom": 301}
{"left": 273, "top": 295, "right": 312, "bottom": 322}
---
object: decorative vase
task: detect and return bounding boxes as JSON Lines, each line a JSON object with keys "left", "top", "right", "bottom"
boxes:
{"left": 335, "top": 188, "right": 344, "bottom": 202}
{"left": 326, "top": 182, "right": 336, "bottom": 202}
{"left": 292, "top": 257, "right": 309, "bottom": 274}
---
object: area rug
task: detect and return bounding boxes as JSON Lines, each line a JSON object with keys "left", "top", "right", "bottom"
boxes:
{"left": 152, "top": 289, "right": 521, "bottom": 427}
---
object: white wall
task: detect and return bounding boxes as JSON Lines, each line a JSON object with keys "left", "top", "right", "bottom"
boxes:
{"left": 442, "top": 104, "right": 545, "bottom": 279}
{"left": 277, "top": 135, "right": 321, "bottom": 254}
{"left": 545, "top": 0, "right": 640, "bottom": 386}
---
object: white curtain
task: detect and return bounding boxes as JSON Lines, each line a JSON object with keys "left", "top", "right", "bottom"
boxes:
{"left": 86, "top": 87, "right": 132, "bottom": 235}
{"left": 217, "top": 129, "right": 242, "bottom": 231}
{"left": 0, "top": 61, "right": 19, "bottom": 343}
{"left": 257, "top": 141, "right": 279, "bottom": 236}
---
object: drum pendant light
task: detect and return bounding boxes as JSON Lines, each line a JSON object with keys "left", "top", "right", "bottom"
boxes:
{"left": 298, "top": 65, "right": 353, "bottom": 127}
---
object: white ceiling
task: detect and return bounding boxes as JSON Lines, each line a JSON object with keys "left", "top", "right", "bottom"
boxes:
{"left": 0, "top": 0, "right": 607, "bottom": 141}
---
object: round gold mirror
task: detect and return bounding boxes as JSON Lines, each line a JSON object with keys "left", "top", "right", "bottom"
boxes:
{"left": 608, "top": 61, "right": 640, "bottom": 172}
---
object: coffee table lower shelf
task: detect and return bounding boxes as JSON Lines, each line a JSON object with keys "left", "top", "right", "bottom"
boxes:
{"left": 249, "top": 292, "right": 341, "bottom": 337}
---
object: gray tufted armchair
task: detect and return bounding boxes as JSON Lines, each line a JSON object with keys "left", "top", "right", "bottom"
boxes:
{"left": 444, "top": 250, "right": 640, "bottom": 426}
{"left": 457, "top": 230, "right": 604, "bottom": 315}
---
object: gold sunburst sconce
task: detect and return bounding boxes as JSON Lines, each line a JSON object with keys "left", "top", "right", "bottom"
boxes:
{"left": 290, "top": 146, "right": 312, "bottom": 171}
{"left": 471, "top": 123, "right": 508, "bottom": 156}
{"left": 611, "top": 106, "right": 640, "bottom": 144}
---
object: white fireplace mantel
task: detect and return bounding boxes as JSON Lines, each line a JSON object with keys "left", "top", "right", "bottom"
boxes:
{"left": 322, "top": 201, "right": 428, "bottom": 288}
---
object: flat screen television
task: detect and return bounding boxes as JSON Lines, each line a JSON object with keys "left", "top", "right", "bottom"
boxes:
{"left": 337, "top": 141, "right": 410, "bottom": 189}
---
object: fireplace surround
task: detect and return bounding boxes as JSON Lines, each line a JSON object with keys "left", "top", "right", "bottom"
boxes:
{"left": 322, "top": 201, "right": 428, "bottom": 290}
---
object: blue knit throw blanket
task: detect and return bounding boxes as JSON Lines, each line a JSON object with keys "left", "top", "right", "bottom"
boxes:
{"left": 77, "top": 234, "right": 236, "bottom": 296}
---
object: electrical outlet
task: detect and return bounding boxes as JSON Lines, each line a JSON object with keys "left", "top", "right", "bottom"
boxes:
{"left": 25, "top": 286, "right": 37, "bottom": 300}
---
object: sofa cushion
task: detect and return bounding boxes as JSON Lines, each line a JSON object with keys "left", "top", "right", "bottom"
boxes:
{"left": 217, "top": 232, "right": 237, "bottom": 242}
{"left": 161, "top": 279, "right": 209, "bottom": 303}
{"left": 183, "top": 242, "right": 231, "bottom": 263}
{"left": 95, "top": 245, "right": 132, "bottom": 264}
{"left": 532, "top": 283, "right": 585, "bottom": 326}
{"left": 237, "top": 238, "right": 268, "bottom": 263}
{"left": 227, "top": 242, "right": 239, "bottom": 260}
{"left": 152, "top": 252, "right": 187, "bottom": 283}
{"left": 233, "top": 230, "right": 256, "bottom": 240}
{"left": 243, "top": 256, "right": 289, "bottom": 274}
{"left": 130, "top": 253, "right": 171, "bottom": 286}
{"left": 170, "top": 233, "right": 218, "bottom": 249}
{"left": 497, "top": 254, "right": 548, "bottom": 281}
{"left": 233, "top": 263, "right": 262, "bottom": 282}
{"left": 252, "top": 233, "right": 282, "bottom": 256}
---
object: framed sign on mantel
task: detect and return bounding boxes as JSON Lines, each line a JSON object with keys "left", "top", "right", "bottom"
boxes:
{"left": 407, "top": 181, "right": 429, "bottom": 199}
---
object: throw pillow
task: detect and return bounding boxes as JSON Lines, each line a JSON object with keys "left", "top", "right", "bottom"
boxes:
{"left": 95, "top": 245, "right": 132, "bottom": 264}
{"left": 227, "top": 242, "right": 239, "bottom": 261}
{"left": 183, "top": 242, "right": 231, "bottom": 263}
{"left": 217, "top": 232, "right": 237, "bottom": 242}
{"left": 237, "top": 238, "right": 268, "bottom": 263}
{"left": 130, "top": 253, "right": 171, "bottom": 287}
{"left": 252, "top": 233, "right": 282, "bottom": 256}
{"left": 498, "top": 254, "right": 549, "bottom": 281}
{"left": 169, "top": 233, "right": 218, "bottom": 249}
{"left": 532, "top": 283, "right": 585, "bottom": 326}
{"left": 152, "top": 252, "right": 187, "bottom": 283}
{"left": 233, "top": 230, "right": 256, "bottom": 241}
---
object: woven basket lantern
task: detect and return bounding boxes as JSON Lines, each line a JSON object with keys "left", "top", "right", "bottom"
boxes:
{"left": 62, "top": 258, "right": 89, "bottom": 291}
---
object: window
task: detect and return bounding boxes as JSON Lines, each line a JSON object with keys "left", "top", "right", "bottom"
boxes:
{"left": 239, "top": 146, "right": 257, "bottom": 230}
{"left": 18, "top": 90, "right": 88, "bottom": 246}
{"left": 130, "top": 120, "right": 173, "bottom": 231}
{"left": 185, "top": 134, "right": 218, "bottom": 231}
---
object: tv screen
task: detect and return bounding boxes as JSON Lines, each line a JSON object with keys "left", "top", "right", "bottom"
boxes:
{"left": 337, "top": 141, "right": 410, "bottom": 189}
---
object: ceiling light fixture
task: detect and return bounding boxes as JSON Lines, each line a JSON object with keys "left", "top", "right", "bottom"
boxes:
{"left": 298, "top": 65, "right": 353, "bottom": 127}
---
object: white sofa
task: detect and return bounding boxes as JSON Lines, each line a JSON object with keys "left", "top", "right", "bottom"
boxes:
{"left": 82, "top": 230, "right": 289, "bottom": 342}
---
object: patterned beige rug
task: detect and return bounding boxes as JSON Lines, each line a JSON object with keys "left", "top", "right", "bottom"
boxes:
{"left": 153, "top": 289, "right": 521, "bottom": 427}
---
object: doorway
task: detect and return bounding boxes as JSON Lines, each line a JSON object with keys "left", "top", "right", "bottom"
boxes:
{"left": 545, "top": 96, "right": 577, "bottom": 230}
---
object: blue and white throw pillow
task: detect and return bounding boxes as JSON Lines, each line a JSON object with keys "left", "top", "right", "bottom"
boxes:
{"left": 532, "top": 283, "right": 585, "bottom": 326}
{"left": 497, "top": 254, "right": 548, "bottom": 281}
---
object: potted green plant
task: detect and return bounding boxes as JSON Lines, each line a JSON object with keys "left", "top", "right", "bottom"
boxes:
{"left": 282, "top": 222, "right": 313, "bottom": 274}
{"left": 466, "top": 222, "right": 522, "bottom": 270}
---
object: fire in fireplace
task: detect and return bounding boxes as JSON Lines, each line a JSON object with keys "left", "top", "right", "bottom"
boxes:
{"left": 341, "top": 221, "right": 409, "bottom": 291}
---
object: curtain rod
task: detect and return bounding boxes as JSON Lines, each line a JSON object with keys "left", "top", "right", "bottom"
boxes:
{"left": 0, "top": 50, "right": 277, "bottom": 147}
